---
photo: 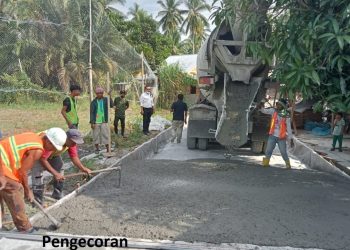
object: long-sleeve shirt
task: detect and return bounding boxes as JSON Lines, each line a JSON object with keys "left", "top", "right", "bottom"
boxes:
{"left": 140, "top": 92, "right": 154, "bottom": 108}
{"left": 90, "top": 97, "right": 113, "bottom": 124}
{"left": 260, "top": 108, "right": 293, "bottom": 140}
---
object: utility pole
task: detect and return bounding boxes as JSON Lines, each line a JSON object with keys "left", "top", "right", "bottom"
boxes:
{"left": 88, "top": 0, "right": 93, "bottom": 102}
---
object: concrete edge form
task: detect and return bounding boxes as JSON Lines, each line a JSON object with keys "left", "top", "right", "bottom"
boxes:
{"left": 290, "top": 137, "right": 350, "bottom": 179}
{"left": 29, "top": 127, "right": 173, "bottom": 225}
{"left": 0, "top": 232, "right": 323, "bottom": 250}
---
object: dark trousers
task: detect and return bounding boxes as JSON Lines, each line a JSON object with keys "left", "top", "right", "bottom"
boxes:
{"left": 49, "top": 156, "right": 64, "bottom": 199}
{"left": 32, "top": 156, "right": 64, "bottom": 203}
{"left": 114, "top": 116, "right": 126, "bottom": 136}
{"left": 143, "top": 108, "right": 153, "bottom": 133}
{"left": 332, "top": 135, "right": 343, "bottom": 149}
{"left": 68, "top": 124, "right": 78, "bottom": 129}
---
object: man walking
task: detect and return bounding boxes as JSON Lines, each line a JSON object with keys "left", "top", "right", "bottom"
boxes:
{"left": 90, "top": 87, "right": 113, "bottom": 153}
{"left": 170, "top": 94, "right": 188, "bottom": 143}
{"left": 0, "top": 128, "right": 66, "bottom": 232}
{"left": 31, "top": 129, "right": 92, "bottom": 203}
{"left": 259, "top": 99, "right": 294, "bottom": 169}
{"left": 61, "top": 84, "right": 82, "bottom": 129}
{"left": 140, "top": 86, "right": 154, "bottom": 135}
{"left": 114, "top": 90, "right": 129, "bottom": 138}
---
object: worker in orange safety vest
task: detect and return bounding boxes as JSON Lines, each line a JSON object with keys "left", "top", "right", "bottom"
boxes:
{"left": 258, "top": 98, "right": 294, "bottom": 169}
{"left": 0, "top": 128, "right": 66, "bottom": 233}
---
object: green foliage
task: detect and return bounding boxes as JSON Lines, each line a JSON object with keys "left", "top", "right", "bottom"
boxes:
{"left": 0, "top": 0, "right": 141, "bottom": 93}
{"left": 211, "top": 0, "right": 350, "bottom": 113}
{"left": 210, "top": 0, "right": 235, "bottom": 26}
{"left": 157, "top": 0, "right": 184, "bottom": 36}
{"left": 108, "top": 11, "right": 173, "bottom": 70}
{"left": 157, "top": 63, "right": 196, "bottom": 109}
{"left": 0, "top": 72, "right": 62, "bottom": 104}
{"left": 181, "top": 0, "right": 211, "bottom": 54}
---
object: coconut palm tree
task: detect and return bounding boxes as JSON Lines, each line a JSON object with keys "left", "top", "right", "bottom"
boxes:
{"left": 107, "top": 0, "right": 126, "bottom": 5}
{"left": 157, "top": 0, "right": 184, "bottom": 35}
{"left": 182, "top": 0, "right": 210, "bottom": 53}
{"left": 1, "top": 0, "right": 139, "bottom": 91}
{"left": 128, "top": 3, "right": 150, "bottom": 22}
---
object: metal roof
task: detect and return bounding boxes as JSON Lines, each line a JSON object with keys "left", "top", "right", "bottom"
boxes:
{"left": 165, "top": 54, "right": 197, "bottom": 76}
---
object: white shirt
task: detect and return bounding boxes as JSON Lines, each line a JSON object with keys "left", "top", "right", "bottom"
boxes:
{"left": 260, "top": 108, "right": 293, "bottom": 139}
{"left": 140, "top": 92, "right": 154, "bottom": 108}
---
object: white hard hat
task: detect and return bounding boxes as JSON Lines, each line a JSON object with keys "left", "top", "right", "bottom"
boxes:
{"left": 45, "top": 127, "right": 67, "bottom": 151}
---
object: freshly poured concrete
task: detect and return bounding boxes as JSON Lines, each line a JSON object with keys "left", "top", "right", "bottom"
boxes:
{"left": 34, "top": 155, "right": 350, "bottom": 250}
{"left": 30, "top": 128, "right": 350, "bottom": 250}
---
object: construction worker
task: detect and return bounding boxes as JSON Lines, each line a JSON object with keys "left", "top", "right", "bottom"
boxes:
{"left": 259, "top": 99, "right": 294, "bottom": 169}
{"left": 61, "top": 84, "right": 81, "bottom": 129}
{"left": 170, "top": 94, "right": 188, "bottom": 143}
{"left": 90, "top": 87, "right": 113, "bottom": 153}
{"left": 31, "top": 129, "right": 92, "bottom": 204}
{"left": 0, "top": 128, "right": 66, "bottom": 232}
{"left": 0, "top": 160, "right": 6, "bottom": 190}
{"left": 113, "top": 90, "right": 129, "bottom": 138}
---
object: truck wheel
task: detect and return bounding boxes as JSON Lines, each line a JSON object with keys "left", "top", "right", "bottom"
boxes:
{"left": 198, "top": 138, "right": 208, "bottom": 150}
{"left": 187, "top": 137, "right": 197, "bottom": 149}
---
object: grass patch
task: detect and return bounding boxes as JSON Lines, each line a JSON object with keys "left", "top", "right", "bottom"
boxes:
{"left": 0, "top": 98, "right": 171, "bottom": 138}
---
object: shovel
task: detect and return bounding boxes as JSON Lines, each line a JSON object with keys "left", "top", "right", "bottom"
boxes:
{"left": 63, "top": 166, "right": 121, "bottom": 179}
{"left": 32, "top": 199, "right": 62, "bottom": 230}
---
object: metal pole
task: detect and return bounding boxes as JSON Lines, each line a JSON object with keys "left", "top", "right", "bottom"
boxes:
{"left": 89, "top": 0, "right": 93, "bottom": 102}
{"left": 106, "top": 72, "right": 111, "bottom": 153}
{"left": 141, "top": 51, "right": 145, "bottom": 91}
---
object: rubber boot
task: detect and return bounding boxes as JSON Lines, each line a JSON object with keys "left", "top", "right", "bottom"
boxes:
{"left": 262, "top": 157, "right": 270, "bottom": 167}
{"left": 51, "top": 179, "right": 64, "bottom": 200}
{"left": 285, "top": 160, "right": 291, "bottom": 169}
{"left": 32, "top": 184, "right": 45, "bottom": 205}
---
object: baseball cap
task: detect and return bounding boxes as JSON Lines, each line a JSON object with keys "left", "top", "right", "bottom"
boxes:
{"left": 66, "top": 129, "right": 84, "bottom": 144}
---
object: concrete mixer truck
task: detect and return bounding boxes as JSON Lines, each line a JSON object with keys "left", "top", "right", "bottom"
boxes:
{"left": 187, "top": 15, "right": 273, "bottom": 151}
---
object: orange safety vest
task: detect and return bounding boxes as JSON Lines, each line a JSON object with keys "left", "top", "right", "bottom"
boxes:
{"left": 0, "top": 132, "right": 44, "bottom": 182}
{"left": 269, "top": 112, "right": 287, "bottom": 139}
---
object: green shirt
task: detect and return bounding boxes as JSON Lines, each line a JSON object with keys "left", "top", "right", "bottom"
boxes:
{"left": 333, "top": 118, "right": 345, "bottom": 136}
{"left": 114, "top": 96, "right": 129, "bottom": 118}
{"left": 96, "top": 99, "right": 105, "bottom": 124}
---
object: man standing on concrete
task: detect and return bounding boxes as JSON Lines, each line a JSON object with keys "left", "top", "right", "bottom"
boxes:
{"left": 31, "top": 129, "right": 92, "bottom": 203}
{"left": 170, "top": 94, "right": 188, "bottom": 143}
{"left": 90, "top": 87, "right": 113, "bottom": 153}
{"left": 114, "top": 90, "right": 129, "bottom": 138}
{"left": 140, "top": 86, "right": 154, "bottom": 135}
{"left": 331, "top": 112, "right": 345, "bottom": 152}
{"left": 0, "top": 128, "right": 66, "bottom": 232}
{"left": 259, "top": 99, "right": 294, "bottom": 169}
{"left": 61, "top": 84, "right": 82, "bottom": 129}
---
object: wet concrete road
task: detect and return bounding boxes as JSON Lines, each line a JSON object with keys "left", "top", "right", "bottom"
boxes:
{"left": 29, "top": 129, "right": 350, "bottom": 250}
{"left": 2, "top": 128, "right": 349, "bottom": 250}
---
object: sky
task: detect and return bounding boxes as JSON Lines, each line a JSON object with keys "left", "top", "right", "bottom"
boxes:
{"left": 109, "top": 0, "right": 215, "bottom": 32}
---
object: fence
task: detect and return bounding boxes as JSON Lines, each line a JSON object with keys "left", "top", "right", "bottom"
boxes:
{"left": 0, "top": 0, "right": 154, "bottom": 102}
